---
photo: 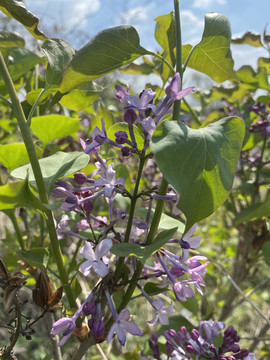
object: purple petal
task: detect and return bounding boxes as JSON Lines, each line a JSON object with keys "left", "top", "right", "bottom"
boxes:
{"left": 95, "top": 239, "right": 113, "bottom": 259}
{"left": 175, "top": 86, "right": 195, "bottom": 100}
{"left": 115, "top": 325, "right": 126, "bottom": 346}
{"left": 123, "top": 320, "right": 143, "bottom": 336}
{"left": 146, "top": 314, "right": 159, "bottom": 326}
{"left": 58, "top": 331, "right": 74, "bottom": 346}
{"left": 79, "top": 260, "right": 94, "bottom": 276}
{"left": 51, "top": 318, "right": 73, "bottom": 335}
{"left": 93, "top": 260, "right": 109, "bottom": 278}
{"left": 80, "top": 241, "right": 96, "bottom": 261}
{"left": 118, "top": 308, "right": 130, "bottom": 321}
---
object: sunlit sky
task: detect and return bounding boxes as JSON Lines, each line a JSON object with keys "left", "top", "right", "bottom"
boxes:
{"left": 20, "top": 0, "right": 270, "bottom": 88}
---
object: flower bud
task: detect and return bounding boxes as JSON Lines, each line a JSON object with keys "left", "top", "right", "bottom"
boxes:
{"left": 74, "top": 172, "right": 87, "bottom": 185}
{"left": 93, "top": 319, "right": 105, "bottom": 338}
{"left": 124, "top": 108, "right": 137, "bottom": 124}
{"left": 115, "top": 131, "right": 129, "bottom": 144}
{"left": 190, "top": 329, "right": 199, "bottom": 341}
{"left": 83, "top": 301, "right": 96, "bottom": 316}
{"left": 230, "top": 343, "right": 240, "bottom": 353}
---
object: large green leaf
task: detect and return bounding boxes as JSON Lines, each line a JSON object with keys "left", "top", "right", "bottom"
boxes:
{"left": 0, "top": 177, "right": 45, "bottom": 211}
{"left": 111, "top": 228, "right": 177, "bottom": 262}
{"left": 0, "top": 0, "right": 47, "bottom": 40}
{"left": 150, "top": 117, "right": 245, "bottom": 230}
{"left": 19, "top": 248, "right": 49, "bottom": 268}
{"left": 30, "top": 114, "right": 80, "bottom": 146}
{"left": 258, "top": 57, "right": 270, "bottom": 73}
{"left": 0, "top": 30, "right": 25, "bottom": 47}
{"left": 182, "top": 13, "right": 237, "bottom": 83}
{"left": 0, "top": 48, "right": 42, "bottom": 86}
{"left": 42, "top": 38, "right": 76, "bottom": 89}
{"left": 59, "top": 26, "right": 150, "bottom": 93}
{"left": 0, "top": 143, "right": 42, "bottom": 170}
{"left": 11, "top": 151, "right": 89, "bottom": 190}
{"left": 231, "top": 31, "right": 263, "bottom": 47}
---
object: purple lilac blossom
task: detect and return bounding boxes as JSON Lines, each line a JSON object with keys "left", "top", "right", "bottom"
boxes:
{"left": 79, "top": 239, "right": 112, "bottom": 278}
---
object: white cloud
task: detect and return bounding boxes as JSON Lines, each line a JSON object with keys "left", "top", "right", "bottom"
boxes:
{"left": 119, "top": 6, "right": 150, "bottom": 24}
{"left": 181, "top": 10, "right": 204, "bottom": 41}
{"left": 193, "top": 0, "right": 226, "bottom": 8}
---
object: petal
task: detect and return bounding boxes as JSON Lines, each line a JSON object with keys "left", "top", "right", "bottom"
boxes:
{"left": 80, "top": 241, "right": 96, "bottom": 261}
{"left": 146, "top": 314, "right": 158, "bottom": 326}
{"left": 104, "top": 185, "right": 114, "bottom": 198}
{"left": 79, "top": 260, "right": 93, "bottom": 276}
{"left": 107, "top": 323, "right": 117, "bottom": 343}
{"left": 182, "top": 224, "right": 196, "bottom": 240}
{"left": 92, "top": 261, "right": 109, "bottom": 278}
{"left": 158, "top": 312, "right": 169, "bottom": 325}
{"left": 175, "top": 86, "right": 195, "bottom": 100}
{"left": 115, "top": 325, "right": 126, "bottom": 346}
{"left": 188, "top": 236, "right": 201, "bottom": 248}
{"left": 106, "top": 163, "right": 116, "bottom": 183}
{"left": 152, "top": 299, "right": 164, "bottom": 311}
{"left": 118, "top": 308, "right": 130, "bottom": 321}
{"left": 95, "top": 239, "right": 113, "bottom": 259}
{"left": 51, "top": 318, "right": 72, "bottom": 335}
{"left": 123, "top": 320, "right": 143, "bottom": 336}
{"left": 58, "top": 331, "right": 73, "bottom": 346}
{"left": 165, "top": 302, "right": 175, "bottom": 315}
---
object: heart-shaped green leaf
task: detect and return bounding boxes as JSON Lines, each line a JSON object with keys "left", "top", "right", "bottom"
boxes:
{"left": 182, "top": 13, "right": 237, "bottom": 83}
{"left": 11, "top": 151, "right": 89, "bottom": 190}
{"left": 59, "top": 26, "right": 150, "bottom": 93}
{"left": 0, "top": 0, "right": 47, "bottom": 40}
{"left": 30, "top": 114, "right": 80, "bottom": 146}
{"left": 150, "top": 117, "right": 245, "bottom": 230}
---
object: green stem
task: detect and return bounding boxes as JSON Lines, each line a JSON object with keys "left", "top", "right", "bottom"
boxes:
{"left": 114, "top": 152, "right": 146, "bottom": 279}
{"left": 173, "top": 0, "right": 183, "bottom": 119}
{"left": 252, "top": 137, "right": 267, "bottom": 204}
{"left": 183, "top": 98, "right": 201, "bottom": 126}
{"left": 150, "top": 51, "right": 175, "bottom": 74}
{"left": 8, "top": 210, "right": 25, "bottom": 251}
{"left": 182, "top": 44, "right": 198, "bottom": 73}
{"left": 27, "top": 88, "right": 46, "bottom": 125}
{"left": 0, "top": 50, "right": 76, "bottom": 309}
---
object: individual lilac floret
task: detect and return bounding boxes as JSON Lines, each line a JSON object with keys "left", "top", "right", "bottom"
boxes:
{"left": 107, "top": 308, "right": 143, "bottom": 346}
{"left": 79, "top": 239, "right": 112, "bottom": 278}
{"left": 105, "top": 289, "right": 143, "bottom": 346}
{"left": 146, "top": 299, "right": 175, "bottom": 326}
{"left": 94, "top": 162, "right": 125, "bottom": 198}
{"left": 50, "top": 305, "right": 83, "bottom": 346}
{"left": 165, "top": 72, "right": 195, "bottom": 101}
{"left": 125, "top": 88, "right": 156, "bottom": 113}
{"left": 115, "top": 83, "right": 130, "bottom": 103}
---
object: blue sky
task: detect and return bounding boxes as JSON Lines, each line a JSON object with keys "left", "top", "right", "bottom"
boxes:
{"left": 23, "top": 0, "right": 269, "bottom": 86}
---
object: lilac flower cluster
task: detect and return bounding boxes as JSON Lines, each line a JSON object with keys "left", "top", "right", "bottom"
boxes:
{"left": 248, "top": 102, "right": 270, "bottom": 136}
{"left": 146, "top": 322, "right": 255, "bottom": 360}
{"left": 50, "top": 74, "right": 208, "bottom": 348}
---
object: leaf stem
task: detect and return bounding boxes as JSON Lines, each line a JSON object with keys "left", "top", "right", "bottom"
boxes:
{"left": 0, "top": 50, "right": 76, "bottom": 309}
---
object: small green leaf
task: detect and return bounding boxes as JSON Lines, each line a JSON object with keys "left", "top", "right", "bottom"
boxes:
{"left": 0, "top": 143, "right": 42, "bottom": 170}
{"left": 262, "top": 242, "right": 270, "bottom": 266}
{"left": 0, "top": 0, "right": 47, "bottom": 40}
{"left": 26, "top": 88, "right": 52, "bottom": 105}
{"left": 144, "top": 282, "right": 167, "bottom": 296}
{"left": 19, "top": 248, "right": 49, "bottom": 268}
{"left": 0, "top": 48, "right": 42, "bottom": 86}
{"left": 0, "top": 30, "right": 25, "bottom": 47}
{"left": 236, "top": 65, "right": 269, "bottom": 90}
{"left": 136, "top": 208, "right": 185, "bottom": 234}
{"left": 0, "top": 177, "right": 46, "bottom": 211}
{"left": 233, "top": 202, "right": 270, "bottom": 225}
{"left": 59, "top": 82, "right": 103, "bottom": 111}
{"left": 59, "top": 26, "right": 150, "bottom": 93}
{"left": 11, "top": 151, "right": 89, "bottom": 190}
{"left": 111, "top": 228, "right": 177, "bottom": 262}
{"left": 232, "top": 31, "right": 263, "bottom": 47}
{"left": 42, "top": 38, "right": 76, "bottom": 89}
{"left": 258, "top": 57, "right": 270, "bottom": 73}
{"left": 30, "top": 114, "right": 80, "bottom": 146}
{"left": 154, "top": 12, "right": 175, "bottom": 82}
{"left": 151, "top": 117, "right": 245, "bottom": 230}
{"left": 182, "top": 13, "right": 237, "bottom": 82}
